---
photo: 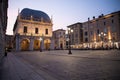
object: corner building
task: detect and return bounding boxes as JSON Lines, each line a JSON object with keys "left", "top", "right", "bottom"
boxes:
{"left": 0, "top": 0, "right": 8, "bottom": 58}
{"left": 67, "top": 11, "right": 120, "bottom": 49}
{"left": 67, "top": 23, "right": 83, "bottom": 49}
{"left": 13, "top": 8, "right": 54, "bottom": 51}
{"left": 53, "top": 29, "right": 66, "bottom": 49}
{"left": 82, "top": 11, "right": 120, "bottom": 49}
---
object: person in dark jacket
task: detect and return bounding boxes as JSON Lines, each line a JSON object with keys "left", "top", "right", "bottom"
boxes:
{"left": 4, "top": 48, "right": 7, "bottom": 56}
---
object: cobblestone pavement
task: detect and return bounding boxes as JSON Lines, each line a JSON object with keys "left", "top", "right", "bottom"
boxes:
{"left": 0, "top": 53, "right": 46, "bottom": 80}
{"left": 13, "top": 50, "right": 120, "bottom": 80}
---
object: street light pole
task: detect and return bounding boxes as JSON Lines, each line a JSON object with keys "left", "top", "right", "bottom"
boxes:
{"left": 66, "top": 28, "right": 73, "bottom": 54}
{"left": 99, "top": 32, "right": 106, "bottom": 49}
{"left": 88, "top": 18, "right": 90, "bottom": 49}
{"left": 68, "top": 30, "right": 72, "bottom": 54}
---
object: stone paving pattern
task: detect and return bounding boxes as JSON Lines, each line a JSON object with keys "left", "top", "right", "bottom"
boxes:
{"left": 0, "top": 50, "right": 120, "bottom": 80}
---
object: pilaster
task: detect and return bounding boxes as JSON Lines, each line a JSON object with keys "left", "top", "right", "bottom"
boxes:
{"left": 16, "top": 34, "right": 20, "bottom": 51}
{"left": 50, "top": 38, "right": 54, "bottom": 50}
{"left": 29, "top": 37, "right": 34, "bottom": 51}
{"left": 41, "top": 38, "right": 44, "bottom": 50}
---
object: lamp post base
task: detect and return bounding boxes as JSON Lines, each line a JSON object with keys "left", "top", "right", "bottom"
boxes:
{"left": 68, "top": 50, "right": 72, "bottom": 54}
{"left": 40, "top": 49, "right": 42, "bottom": 52}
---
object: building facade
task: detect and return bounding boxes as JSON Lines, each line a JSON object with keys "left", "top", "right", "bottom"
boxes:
{"left": 82, "top": 11, "right": 120, "bottom": 49}
{"left": 13, "top": 8, "right": 54, "bottom": 51}
{"left": 0, "top": 0, "right": 8, "bottom": 58}
{"left": 53, "top": 29, "right": 66, "bottom": 49}
{"left": 5, "top": 35, "right": 14, "bottom": 50}
{"left": 67, "top": 11, "right": 120, "bottom": 49}
{"left": 67, "top": 23, "right": 83, "bottom": 49}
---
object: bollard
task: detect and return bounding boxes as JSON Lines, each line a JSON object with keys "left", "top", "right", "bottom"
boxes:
{"left": 5, "top": 51, "right": 7, "bottom": 56}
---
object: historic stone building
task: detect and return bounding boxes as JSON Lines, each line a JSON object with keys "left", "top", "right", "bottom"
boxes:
{"left": 0, "top": 0, "right": 8, "bottom": 58}
{"left": 67, "top": 11, "right": 120, "bottom": 49}
{"left": 67, "top": 23, "right": 83, "bottom": 49}
{"left": 53, "top": 29, "right": 66, "bottom": 49}
{"left": 5, "top": 35, "right": 14, "bottom": 50}
{"left": 82, "top": 11, "right": 120, "bottom": 49}
{"left": 13, "top": 8, "right": 54, "bottom": 51}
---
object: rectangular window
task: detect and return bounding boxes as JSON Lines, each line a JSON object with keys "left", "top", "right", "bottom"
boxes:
{"left": 104, "top": 22, "right": 106, "bottom": 25}
{"left": 104, "top": 28, "right": 107, "bottom": 33}
{"left": 90, "top": 31, "right": 93, "bottom": 35}
{"left": 97, "top": 29, "right": 99, "bottom": 34}
{"left": 112, "top": 19, "right": 114, "bottom": 23}
{"left": 35, "top": 28, "right": 38, "bottom": 34}
{"left": 24, "top": 26, "right": 27, "bottom": 33}
{"left": 75, "top": 33, "right": 78, "bottom": 38}
{"left": 60, "top": 32, "right": 61, "bottom": 35}
{"left": 45, "top": 29, "right": 48, "bottom": 34}
{"left": 85, "top": 32, "right": 88, "bottom": 36}
{"left": 85, "top": 38, "right": 88, "bottom": 42}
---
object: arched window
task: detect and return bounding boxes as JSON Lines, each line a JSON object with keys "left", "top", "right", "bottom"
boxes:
{"left": 23, "top": 26, "right": 27, "bottom": 33}
{"left": 45, "top": 29, "right": 48, "bottom": 35}
{"left": 35, "top": 28, "right": 38, "bottom": 34}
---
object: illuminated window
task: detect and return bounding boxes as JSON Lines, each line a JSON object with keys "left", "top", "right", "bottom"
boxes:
{"left": 23, "top": 26, "right": 27, "bottom": 33}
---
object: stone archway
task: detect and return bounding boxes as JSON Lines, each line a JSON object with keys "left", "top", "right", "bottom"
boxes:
{"left": 33, "top": 39, "right": 40, "bottom": 50}
{"left": 20, "top": 39, "right": 30, "bottom": 51}
{"left": 44, "top": 39, "right": 51, "bottom": 50}
{"left": 60, "top": 43, "right": 63, "bottom": 49}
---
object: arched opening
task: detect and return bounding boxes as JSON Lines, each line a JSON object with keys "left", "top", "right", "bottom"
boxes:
{"left": 44, "top": 39, "right": 51, "bottom": 50}
{"left": 60, "top": 43, "right": 63, "bottom": 49}
{"left": 34, "top": 39, "right": 40, "bottom": 50}
{"left": 20, "top": 39, "right": 30, "bottom": 51}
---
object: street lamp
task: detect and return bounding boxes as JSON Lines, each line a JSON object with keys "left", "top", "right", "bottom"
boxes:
{"left": 66, "top": 28, "right": 73, "bottom": 54}
{"left": 99, "top": 32, "right": 106, "bottom": 49}
{"left": 39, "top": 37, "right": 43, "bottom": 52}
{"left": 112, "top": 37, "right": 115, "bottom": 49}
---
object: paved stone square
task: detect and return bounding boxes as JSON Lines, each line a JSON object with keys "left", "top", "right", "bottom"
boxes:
{"left": 0, "top": 50, "right": 120, "bottom": 80}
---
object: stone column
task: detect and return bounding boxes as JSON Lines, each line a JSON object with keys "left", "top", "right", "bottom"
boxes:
{"left": 50, "top": 38, "right": 54, "bottom": 50}
{"left": 29, "top": 37, "right": 34, "bottom": 51}
{"left": 16, "top": 34, "right": 20, "bottom": 51}
{"left": 41, "top": 38, "right": 44, "bottom": 50}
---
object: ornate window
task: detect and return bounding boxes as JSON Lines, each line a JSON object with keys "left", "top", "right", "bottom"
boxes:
{"left": 45, "top": 29, "right": 48, "bottom": 35}
{"left": 35, "top": 28, "right": 38, "bottom": 34}
{"left": 23, "top": 26, "right": 27, "bottom": 33}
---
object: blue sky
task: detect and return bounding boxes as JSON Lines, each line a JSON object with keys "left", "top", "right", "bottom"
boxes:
{"left": 7, "top": 0, "right": 120, "bottom": 35}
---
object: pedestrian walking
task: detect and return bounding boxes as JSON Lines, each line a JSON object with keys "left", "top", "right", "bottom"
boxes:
{"left": 4, "top": 48, "right": 8, "bottom": 56}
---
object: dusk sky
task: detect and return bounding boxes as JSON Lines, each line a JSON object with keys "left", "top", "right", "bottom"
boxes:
{"left": 7, "top": 0, "right": 120, "bottom": 35}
